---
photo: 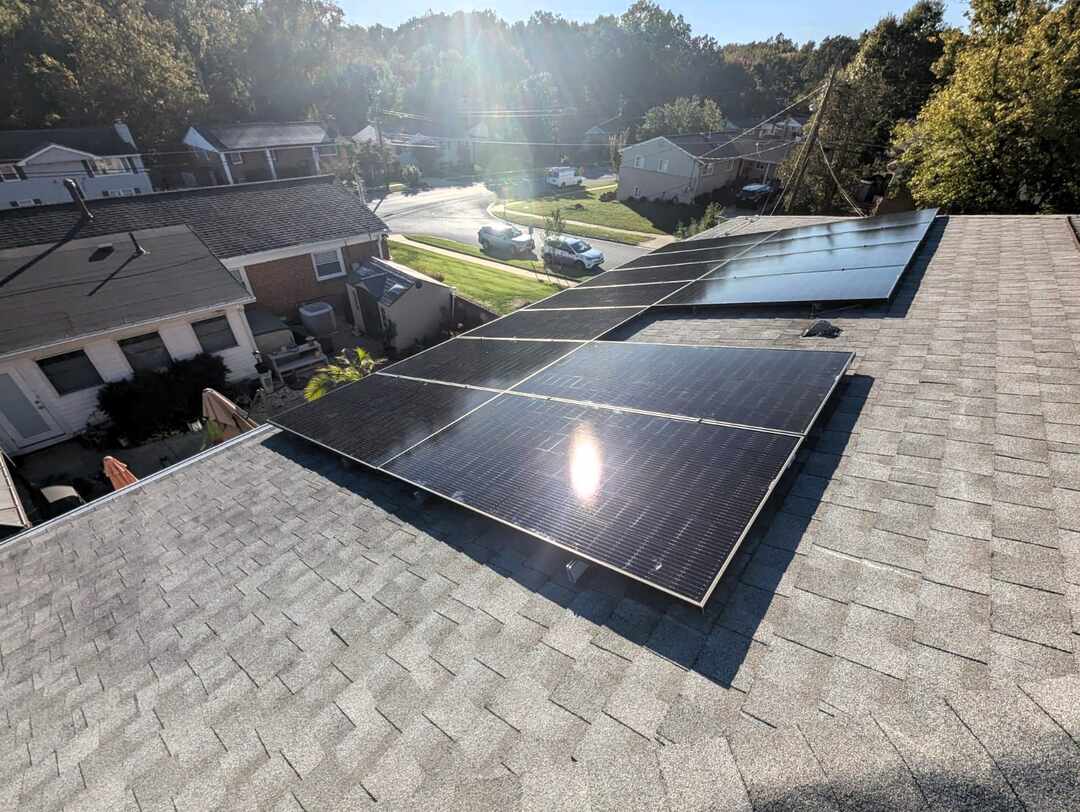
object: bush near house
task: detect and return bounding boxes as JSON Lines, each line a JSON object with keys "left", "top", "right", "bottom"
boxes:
{"left": 97, "top": 354, "right": 229, "bottom": 445}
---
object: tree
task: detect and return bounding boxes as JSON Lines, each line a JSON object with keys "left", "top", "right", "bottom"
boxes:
{"left": 608, "top": 131, "right": 628, "bottom": 172}
{"left": 894, "top": 0, "right": 1080, "bottom": 212}
{"left": 638, "top": 96, "right": 725, "bottom": 141}
{"left": 304, "top": 348, "right": 377, "bottom": 401}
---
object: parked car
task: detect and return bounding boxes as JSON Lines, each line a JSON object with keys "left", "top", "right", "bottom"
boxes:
{"left": 478, "top": 224, "right": 535, "bottom": 256}
{"left": 545, "top": 166, "right": 585, "bottom": 188}
{"left": 542, "top": 235, "right": 605, "bottom": 273}
{"left": 736, "top": 182, "right": 779, "bottom": 205}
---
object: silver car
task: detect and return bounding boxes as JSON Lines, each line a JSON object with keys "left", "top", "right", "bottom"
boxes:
{"left": 478, "top": 224, "right": 534, "bottom": 257}
{"left": 542, "top": 235, "right": 605, "bottom": 273}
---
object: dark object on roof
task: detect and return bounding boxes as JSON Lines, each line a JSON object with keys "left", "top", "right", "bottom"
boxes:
{"left": 0, "top": 225, "right": 251, "bottom": 356}
{"left": 349, "top": 258, "right": 438, "bottom": 307}
{"left": 0, "top": 124, "right": 136, "bottom": 161}
{"left": 194, "top": 122, "right": 330, "bottom": 150}
{"left": 0, "top": 176, "right": 388, "bottom": 258}
{"left": 803, "top": 319, "right": 842, "bottom": 338}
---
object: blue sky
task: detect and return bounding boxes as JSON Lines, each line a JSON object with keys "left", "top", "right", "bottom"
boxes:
{"left": 339, "top": 0, "right": 969, "bottom": 43}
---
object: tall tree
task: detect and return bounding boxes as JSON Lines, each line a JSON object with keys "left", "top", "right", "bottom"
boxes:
{"left": 638, "top": 95, "right": 725, "bottom": 140}
{"left": 895, "top": 0, "right": 1080, "bottom": 212}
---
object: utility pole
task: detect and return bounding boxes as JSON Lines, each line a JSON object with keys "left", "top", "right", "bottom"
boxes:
{"left": 783, "top": 64, "right": 837, "bottom": 214}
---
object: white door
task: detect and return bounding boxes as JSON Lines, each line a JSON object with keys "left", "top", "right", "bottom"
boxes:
{"left": 0, "top": 369, "right": 64, "bottom": 450}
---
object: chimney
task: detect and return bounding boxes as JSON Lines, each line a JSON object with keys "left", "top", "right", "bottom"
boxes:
{"left": 113, "top": 120, "right": 135, "bottom": 149}
{"left": 63, "top": 178, "right": 94, "bottom": 220}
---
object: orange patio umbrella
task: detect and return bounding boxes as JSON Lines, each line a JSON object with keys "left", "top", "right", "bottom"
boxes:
{"left": 103, "top": 456, "right": 137, "bottom": 490}
{"left": 202, "top": 388, "right": 258, "bottom": 444}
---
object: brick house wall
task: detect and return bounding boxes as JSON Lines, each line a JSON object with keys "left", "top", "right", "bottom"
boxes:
{"left": 243, "top": 238, "right": 383, "bottom": 324}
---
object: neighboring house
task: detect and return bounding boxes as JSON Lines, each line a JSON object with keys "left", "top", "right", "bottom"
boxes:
{"left": 182, "top": 122, "right": 338, "bottom": 185}
{"left": 0, "top": 122, "right": 151, "bottom": 208}
{"left": 617, "top": 132, "right": 796, "bottom": 203}
{"left": 6, "top": 213, "right": 1080, "bottom": 809}
{"left": 353, "top": 123, "right": 472, "bottom": 171}
{"left": 347, "top": 258, "right": 453, "bottom": 353}
{"left": 0, "top": 176, "right": 390, "bottom": 327}
{"left": 0, "top": 225, "right": 256, "bottom": 453}
{"left": 759, "top": 113, "right": 807, "bottom": 139}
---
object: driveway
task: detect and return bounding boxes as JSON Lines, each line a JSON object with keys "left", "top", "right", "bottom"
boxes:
{"left": 372, "top": 183, "right": 652, "bottom": 271}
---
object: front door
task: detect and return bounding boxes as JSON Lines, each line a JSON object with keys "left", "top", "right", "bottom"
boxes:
{"left": 0, "top": 369, "right": 64, "bottom": 450}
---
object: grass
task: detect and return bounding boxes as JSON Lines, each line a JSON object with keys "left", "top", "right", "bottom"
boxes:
{"left": 504, "top": 184, "right": 706, "bottom": 236}
{"left": 404, "top": 234, "right": 546, "bottom": 273}
{"left": 387, "top": 243, "right": 561, "bottom": 315}
{"left": 497, "top": 209, "right": 650, "bottom": 246}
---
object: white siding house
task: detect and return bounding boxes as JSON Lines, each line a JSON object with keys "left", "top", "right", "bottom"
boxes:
{"left": 0, "top": 123, "right": 151, "bottom": 208}
{"left": 0, "top": 225, "right": 257, "bottom": 454}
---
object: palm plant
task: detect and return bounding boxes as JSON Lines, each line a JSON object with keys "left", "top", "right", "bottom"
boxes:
{"left": 304, "top": 348, "right": 378, "bottom": 401}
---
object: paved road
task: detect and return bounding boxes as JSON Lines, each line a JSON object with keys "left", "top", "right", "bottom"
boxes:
{"left": 371, "top": 183, "right": 651, "bottom": 270}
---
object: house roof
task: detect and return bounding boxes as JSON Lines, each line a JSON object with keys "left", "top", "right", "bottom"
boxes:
{"left": 3, "top": 213, "right": 1080, "bottom": 808}
{"left": 0, "top": 125, "right": 136, "bottom": 161}
{"left": 0, "top": 176, "right": 389, "bottom": 259}
{"left": 193, "top": 121, "right": 331, "bottom": 151}
{"left": 679, "top": 134, "right": 795, "bottom": 164}
{"left": 350, "top": 257, "right": 446, "bottom": 307}
{"left": 0, "top": 225, "right": 252, "bottom": 356}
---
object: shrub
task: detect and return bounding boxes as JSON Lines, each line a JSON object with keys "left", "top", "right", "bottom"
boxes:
{"left": 97, "top": 353, "right": 229, "bottom": 444}
{"left": 599, "top": 190, "right": 616, "bottom": 202}
{"left": 401, "top": 164, "right": 422, "bottom": 187}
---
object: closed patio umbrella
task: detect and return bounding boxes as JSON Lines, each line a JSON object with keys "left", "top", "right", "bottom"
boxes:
{"left": 202, "top": 388, "right": 258, "bottom": 444}
{"left": 103, "top": 456, "right": 137, "bottom": 490}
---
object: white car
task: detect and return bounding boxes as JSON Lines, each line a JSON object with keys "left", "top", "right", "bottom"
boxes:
{"left": 542, "top": 236, "right": 605, "bottom": 273}
{"left": 545, "top": 166, "right": 585, "bottom": 188}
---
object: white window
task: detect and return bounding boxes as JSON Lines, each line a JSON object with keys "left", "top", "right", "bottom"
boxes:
{"left": 317, "top": 144, "right": 338, "bottom": 158}
{"left": 633, "top": 155, "right": 644, "bottom": 169}
{"left": 92, "top": 157, "right": 127, "bottom": 175}
{"left": 192, "top": 316, "right": 238, "bottom": 353}
{"left": 14, "top": 199, "right": 40, "bottom": 207}
{"left": 312, "top": 249, "right": 345, "bottom": 281}
{"left": 228, "top": 152, "right": 244, "bottom": 165}
{"left": 0, "top": 164, "right": 19, "bottom": 182}
{"left": 658, "top": 159, "right": 669, "bottom": 173}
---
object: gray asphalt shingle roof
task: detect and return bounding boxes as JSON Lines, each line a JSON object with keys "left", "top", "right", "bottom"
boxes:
{"left": 0, "top": 176, "right": 389, "bottom": 259}
{"left": 195, "top": 122, "right": 331, "bottom": 151}
{"left": 0, "top": 225, "right": 252, "bottom": 356}
{"left": 0, "top": 125, "right": 136, "bottom": 161}
{"left": 2, "top": 213, "right": 1080, "bottom": 809}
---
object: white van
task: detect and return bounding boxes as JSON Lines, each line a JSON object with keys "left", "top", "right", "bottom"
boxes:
{"left": 545, "top": 166, "right": 585, "bottom": 188}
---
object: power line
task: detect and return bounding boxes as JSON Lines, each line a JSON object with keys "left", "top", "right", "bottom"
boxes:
{"left": 696, "top": 83, "right": 826, "bottom": 161}
{"left": 817, "top": 139, "right": 865, "bottom": 216}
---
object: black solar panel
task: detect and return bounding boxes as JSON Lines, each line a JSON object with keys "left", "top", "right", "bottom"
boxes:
{"left": 270, "top": 375, "right": 494, "bottom": 466}
{"left": 704, "top": 239, "right": 920, "bottom": 280}
{"left": 662, "top": 264, "right": 908, "bottom": 307}
{"left": 383, "top": 395, "right": 800, "bottom": 604}
{"left": 380, "top": 337, "right": 579, "bottom": 389}
{"left": 577, "top": 263, "right": 714, "bottom": 288}
{"left": 526, "top": 281, "right": 685, "bottom": 309}
{"left": 463, "top": 308, "right": 636, "bottom": 340}
{"left": 515, "top": 342, "right": 852, "bottom": 433}
{"left": 619, "top": 242, "right": 758, "bottom": 270}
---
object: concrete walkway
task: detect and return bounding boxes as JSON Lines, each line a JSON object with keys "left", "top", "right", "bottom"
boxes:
{"left": 489, "top": 202, "right": 675, "bottom": 249}
{"left": 388, "top": 234, "right": 577, "bottom": 288}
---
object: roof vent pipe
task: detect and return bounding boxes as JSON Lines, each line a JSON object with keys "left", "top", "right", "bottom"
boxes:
{"left": 128, "top": 231, "right": 147, "bottom": 256}
{"left": 62, "top": 178, "right": 94, "bottom": 220}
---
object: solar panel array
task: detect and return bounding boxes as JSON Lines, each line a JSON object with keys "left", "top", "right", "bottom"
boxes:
{"left": 272, "top": 209, "right": 936, "bottom": 605}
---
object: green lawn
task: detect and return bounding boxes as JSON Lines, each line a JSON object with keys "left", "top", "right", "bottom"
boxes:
{"left": 504, "top": 185, "right": 706, "bottom": 236}
{"left": 387, "top": 243, "right": 560, "bottom": 315}
{"left": 405, "top": 234, "right": 545, "bottom": 273}
{"left": 497, "top": 209, "right": 649, "bottom": 246}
